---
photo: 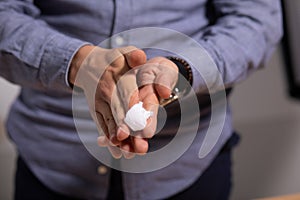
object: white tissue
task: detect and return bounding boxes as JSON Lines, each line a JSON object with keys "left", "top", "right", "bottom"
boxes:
{"left": 124, "top": 101, "right": 153, "bottom": 131}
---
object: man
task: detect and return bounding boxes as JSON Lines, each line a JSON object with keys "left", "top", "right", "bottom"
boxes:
{"left": 0, "top": 0, "right": 282, "bottom": 199}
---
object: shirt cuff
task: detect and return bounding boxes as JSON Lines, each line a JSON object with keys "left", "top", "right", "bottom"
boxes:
{"left": 39, "top": 33, "right": 91, "bottom": 92}
{"left": 65, "top": 43, "right": 92, "bottom": 88}
{"left": 190, "top": 40, "right": 224, "bottom": 94}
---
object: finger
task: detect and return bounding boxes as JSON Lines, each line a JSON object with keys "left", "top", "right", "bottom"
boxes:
{"left": 116, "top": 92, "right": 139, "bottom": 141}
{"left": 97, "top": 136, "right": 123, "bottom": 159}
{"left": 85, "top": 87, "right": 118, "bottom": 149}
{"left": 110, "top": 94, "right": 126, "bottom": 127}
{"left": 136, "top": 63, "right": 157, "bottom": 88}
{"left": 107, "top": 145, "right": 123, "bottom": 159}
{"left": 114, "top": 70, "right": 140, "bottom": 111}
{"left": 138, "top": 84, "right": 159, "bottom": 138}
{"left": 110, "top": 72, "right": 138, "bottom": 141}
{"left": 98, "top": 48, "right": 140, "bottom": 104}
{"left": 98, "top": 135, "right": 123, "bottom": 159}
{"left": 120, "top": 138, "right": 136, "bottom": 159}
{"left": 132, "top": 135, "right": 149, "bottom": 155}
{"left": 97, "top": 102, "right": 119, "bottom": 146}
{"left": 97, "top": 136, "right": 110, "bottom": 147}
{"left": 122, "top": 48, "right": 147, "bottom": 68}
{"left": 138, "top": 57, "right": 177, "bottom": 99}
{"left": 112, "top": 69, "right": 140, "bottom": 140}
{"left": 95, "top": 112, "right": 121, "bottom": 147}
{"left": 117, "top": 123, "right": 131, "bottom": 141}
{"left": 154, "top": 84, "right": 172, "bottom": 99}
{"left": 154, "top": 67, "right": 178, "bottom": 99}
{"left": 94, "top": 107, "right": 109, "bottom": 137}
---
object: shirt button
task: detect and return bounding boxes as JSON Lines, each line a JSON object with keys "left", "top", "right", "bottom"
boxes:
{"left": 115, "top": 36, "right": 124, "bottom": 46}
{"left": 97, "top": 165, "right": 108, "bottom": 175}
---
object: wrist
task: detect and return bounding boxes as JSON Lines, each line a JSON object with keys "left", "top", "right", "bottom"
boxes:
{"left": 69, "top": 45, "right": 95, "bottom": 86}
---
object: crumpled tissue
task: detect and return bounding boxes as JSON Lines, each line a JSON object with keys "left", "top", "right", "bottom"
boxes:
{"left": 124, "top": 102, "right": 153, "bottom": 131}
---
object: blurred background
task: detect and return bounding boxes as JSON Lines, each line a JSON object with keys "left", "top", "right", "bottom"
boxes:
{"left": 1, "top": 1, "right": 300, "bottom": 199}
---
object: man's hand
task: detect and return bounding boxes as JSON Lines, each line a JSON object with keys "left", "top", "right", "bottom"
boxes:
{"left": 69, "top": 47, "right": 178, "bottom": 159}
{"left": 69, "top": 45, "right": 147, "bottom": 158}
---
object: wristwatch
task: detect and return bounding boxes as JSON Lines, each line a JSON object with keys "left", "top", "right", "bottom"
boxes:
{"left": 160, "top": 57, "right": 193, "bottom": 106}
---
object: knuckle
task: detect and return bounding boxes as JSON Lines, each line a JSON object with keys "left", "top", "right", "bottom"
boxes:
{"left": 137, "top": 70, "right": 155, "bottom": 86}
{"left": 106, "top": 49, "right": 124, "bottom": 66}
{"left": 126, "top": 45, "right": 136, "bottom": 50}
{"left": 120, "top": 45, "right": 137, "bottom": 53}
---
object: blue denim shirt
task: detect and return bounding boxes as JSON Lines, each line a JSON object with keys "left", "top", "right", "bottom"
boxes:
{"left": 0, "top": 0, "right": 282, "bottom": 199}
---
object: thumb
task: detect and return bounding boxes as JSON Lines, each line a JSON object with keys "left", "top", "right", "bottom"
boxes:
{"left": 124, "top": 49, "right": 147, "bottom": 68}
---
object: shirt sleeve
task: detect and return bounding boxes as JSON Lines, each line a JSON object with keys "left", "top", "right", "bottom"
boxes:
{"left": 191, "top": 0, "right": 283, "bottom": 93}
{"left": 0, "top": 0, "right": 89, "bottom": 91}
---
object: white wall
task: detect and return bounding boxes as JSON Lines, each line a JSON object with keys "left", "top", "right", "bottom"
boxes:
{"left": 0, "top": 79, "right": 19, "bottom": 200}
{"left": 0, "top": 47, "right": 300, "bottom": 199}
{"left": 230, "top": 47, "right": 300, "bottom": 199}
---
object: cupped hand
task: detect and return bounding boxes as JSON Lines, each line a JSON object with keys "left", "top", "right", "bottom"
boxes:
{"left": 96, "top": 56, "right": 178, "bottom": 159}
{"left": 69, "top": 45, "right": 147, "bottom": 158}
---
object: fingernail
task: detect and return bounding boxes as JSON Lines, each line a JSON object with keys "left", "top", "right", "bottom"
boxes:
{"left": 121, "top": 148, "right": 135, "bottom": 159}
{"left": 97, "top": 136, "right": 108, "bottom": 147}
{"left": 109, "top": 146, "right": 123, "bottom": 159}
{"left": 117, "top": 125, "right": 130, "bottom": 140}
{"left": 120, "top": 124, "right": 130, "bottom": 134}
{"left": 110, "top": 135, "right": 120, "bottom": 146}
